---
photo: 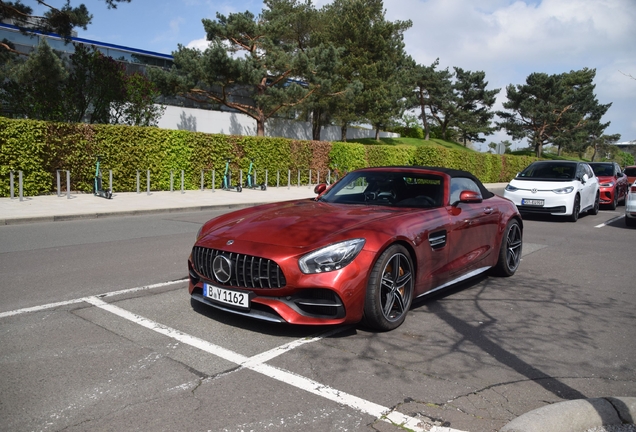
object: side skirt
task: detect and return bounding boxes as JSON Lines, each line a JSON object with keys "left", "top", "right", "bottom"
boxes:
{"left": 416, "top": 266, "right": 491, "bottom": 299}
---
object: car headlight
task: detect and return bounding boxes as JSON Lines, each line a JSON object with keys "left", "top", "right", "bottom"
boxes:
{"left": 553, "top": 186, "right": 574, "bottom": 194}
{"left": 505, "top": 184, "right": 518, "bottom": 192}
{"left": 298, "top": 239, "right": 365, "bottom": 274}
{"left": 599, "top": 182, "right": 614, "bottom": 187}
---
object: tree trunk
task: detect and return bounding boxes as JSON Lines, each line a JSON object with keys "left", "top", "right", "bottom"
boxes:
{"left": 312, "top": 108, "right": 322, "bottom": 141}
{"left": 256, "top": 112, "right": 266, "bottom": 137}
{"left": 341, "top": 124, "right": 347, "bottom": 142}
{"left": 419, "top": 91, "right": 430, "bottom": 140}
{"left": 375, "top": 126, "right": 380, "bottom": 141}
{"left": 534, "top": 139, "right": 543, "bottom": 158}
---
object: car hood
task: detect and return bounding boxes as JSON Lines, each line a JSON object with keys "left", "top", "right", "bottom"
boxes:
{"left": 198, "top": 199, "right": 405, "bottom": 248}
{"left": 509, "top": 178, "right": 578, "bottom": 190}
{"left": 596, "top": 175, "right": 617, "bottom": 183}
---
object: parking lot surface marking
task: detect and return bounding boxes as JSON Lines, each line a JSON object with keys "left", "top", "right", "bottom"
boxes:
{"left": 0, "top": 278, "right": 187, "bottom": 318}
{"left": 595, "top": 215, "right": 625, "bottom": 228}
{"left": 2, "top": 280, "right": 467, "bottom": 432}
{"left": 85, "top": 296, "right": 466, "bottom": 432}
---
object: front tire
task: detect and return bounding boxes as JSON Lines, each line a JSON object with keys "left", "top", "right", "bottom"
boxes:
{"left": 609, "top": 189, "right": 618, "bottom": 210}
{"left": 363, "top": 245, "right": 414, "bottom": 331}
{"left": 568, "top": 194, "right": 580, "bottom": 222}
{"left": 589, "top": 192, "right": 600, "bottom": 215}
{"left": 492, "top": 219, "right": 523, "bottom": 277}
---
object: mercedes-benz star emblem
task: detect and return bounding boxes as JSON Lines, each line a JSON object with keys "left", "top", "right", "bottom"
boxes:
{"left": 212, "top": 255, "right": 232, "bottom": 283}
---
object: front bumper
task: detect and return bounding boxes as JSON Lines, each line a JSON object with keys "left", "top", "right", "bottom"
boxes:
{"left": 187, "top": 250, "right": 372, "bottom": 326}
{"left": 503, "top": 190, "right": 573, "bottom": 216}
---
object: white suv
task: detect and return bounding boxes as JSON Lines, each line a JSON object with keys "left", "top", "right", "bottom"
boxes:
{"left": 504, "top": 161, "right": 600, "bottom": 222}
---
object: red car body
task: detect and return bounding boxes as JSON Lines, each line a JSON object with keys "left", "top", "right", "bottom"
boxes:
{"left": 589, "top": 162, "right": 629, "bottom": 209}
{"left": 624, "top": 166, "right": 636, "bottom": 186}
{"left": 188, "top": 166, "right": 523, "bottom": 331}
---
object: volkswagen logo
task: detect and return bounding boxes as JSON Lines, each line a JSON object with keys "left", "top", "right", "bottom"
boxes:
{"left": 531, "top": 188, "right": 537, "bottom": 194}
{"left": 212, "top": 255, "right": 232, "bottom": 283}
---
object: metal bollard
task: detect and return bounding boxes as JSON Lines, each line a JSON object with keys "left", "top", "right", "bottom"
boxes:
{"left": 212, "top": 170, "right": 215, "bottom": 192}
{"left": 136, "top": 170, "right": 140, "bottom": 194}
{"left": 288, "top": 169, "right": 291, "bottom": 190}
{"left": 277, "top": 170, "right": 280, "bottom": 188}
{"left": 308, "top": 169, "right": 312, "bottom": 189}
{"left": 147, "top": 170, "right": 151, "bottom": 195}
{"left": 265, "top": 169, "right": 268, "bottom": 188}
{"left": 19, "top": 171, "right": 23, "bottom": 201}
{"left": 239, "top": 169, "right": 243, "bottom": 187}
{"left": 181, "top": 170, "right": 185, "bottom": 194}
{"left": 297, "top": 169, "right": 301, "bottom": 188}
{"left": 66, "top": 170, "right": 70, "bottom": 199}
{"left": 170, "top": 170, "right": 174, "bottom": 192}
{"left": 56, "top": 170, "right": 61, "bottom": 197}
{"left": 10, "top": 171, "right": 15, "bottom": 199}
{"left": 109, "top": 170, "right": 113, "bottom": 194}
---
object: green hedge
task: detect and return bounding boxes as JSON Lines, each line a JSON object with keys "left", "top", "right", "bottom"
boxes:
{"left": 0, "top": 117, "right": 536, "bottom": 196}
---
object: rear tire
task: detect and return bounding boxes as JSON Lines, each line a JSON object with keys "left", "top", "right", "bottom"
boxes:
{"left": 362, "top": 245, "right": 414, "bottom": 331}
{"left": 492, "top": 219, "right": 522, "bottom": 277}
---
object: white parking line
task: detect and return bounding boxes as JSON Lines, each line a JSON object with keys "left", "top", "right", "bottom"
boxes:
{"left": 1, "top": 281, "right": 466, "bottom": 432}
{"left": 0, "top": 279, "right": 187, "bottom": 319}
{"left": 85, "top": 296, "right": 465, "bottom": 432}
{"left": 595, "top": 215, "right": 624, "bottom": 228}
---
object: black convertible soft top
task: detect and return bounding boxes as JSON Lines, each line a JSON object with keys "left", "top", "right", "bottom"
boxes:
{"left": 360, "top": 166, "right": 495, "bottom": 199}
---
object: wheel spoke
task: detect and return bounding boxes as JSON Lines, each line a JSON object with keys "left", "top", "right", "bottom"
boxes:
{"left": 378, "top": 253, "right": 413, "bottom": 321}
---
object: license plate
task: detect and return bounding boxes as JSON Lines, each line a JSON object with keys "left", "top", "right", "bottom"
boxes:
{"left": 522, "top": 198, "right": 544, "bottom": 206}
{"left": 204, "top": 283, "right": 250, "bottom": 310}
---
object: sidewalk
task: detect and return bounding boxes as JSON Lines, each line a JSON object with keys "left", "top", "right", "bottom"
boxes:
{"left": 0, "top": 186, "right": 318, "bottom": 225}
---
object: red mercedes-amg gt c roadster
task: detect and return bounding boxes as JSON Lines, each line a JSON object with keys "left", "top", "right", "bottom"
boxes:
{"left": 188, "top": 166, "right": 522, "bottom": 331}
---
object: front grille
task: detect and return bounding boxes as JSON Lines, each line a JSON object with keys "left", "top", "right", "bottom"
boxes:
{"left": 191, "top": 246, "right": 286, "bottom": 289}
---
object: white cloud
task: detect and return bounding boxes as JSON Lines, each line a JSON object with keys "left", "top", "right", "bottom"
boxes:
{"left": 186, "top": 38, "right": 211, "bottom": 50}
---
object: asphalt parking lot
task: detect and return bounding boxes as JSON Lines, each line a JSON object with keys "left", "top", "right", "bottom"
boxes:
{"left": 0, "top": 192, "right": 634, "bottom": 432}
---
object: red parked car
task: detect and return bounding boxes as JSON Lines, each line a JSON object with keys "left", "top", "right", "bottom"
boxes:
{"left": 188, "top": 166, "right": 523, "bottom": 331}
{"left": 589, "top": 162, "right": 629, "bottom": 210}
{"left": 624, "top": 166, "right": 636, "bottom": 186}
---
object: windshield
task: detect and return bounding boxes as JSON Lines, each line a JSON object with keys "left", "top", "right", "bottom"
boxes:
{"left": 518, "top": 162, "right": 576, "bottom": 180}
{"left": 590, "top": 163, "right": 613, "bottom": 177}
{"left": 319, "top": 171, "right": 444, "bottom": 208}
{"left": 624, "top": 167, "right": 636, "bottom": 176}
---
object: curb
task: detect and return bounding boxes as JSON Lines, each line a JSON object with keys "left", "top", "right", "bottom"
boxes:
{"left": 0, "top": 202, "right": 260, "bottom": 226}
{"left": 500, "top": 397, "right": 636, "bottom": 432}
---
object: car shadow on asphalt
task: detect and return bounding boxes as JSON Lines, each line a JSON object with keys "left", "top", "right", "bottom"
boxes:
{"left": 410, "top": 273, "right": 594, "bottom": 402}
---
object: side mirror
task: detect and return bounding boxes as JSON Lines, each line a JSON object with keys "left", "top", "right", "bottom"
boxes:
{"left": 617, "top": 172, "right": 624, "bottom": 178}
{"left": 314, "top": 183, "right": 327, "bottom": 195}
{"left": 453, "top": 190, "right": 483, "bottom": 206}
{"left": 582, "top": 173, "right": 589, "bottom": 184}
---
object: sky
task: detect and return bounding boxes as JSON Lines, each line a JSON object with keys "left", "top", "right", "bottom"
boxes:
{"left": 34, "top": 0, "right": 636, "bottom": 151}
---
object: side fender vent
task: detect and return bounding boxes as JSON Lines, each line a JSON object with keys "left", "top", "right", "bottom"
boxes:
{"left": 429, "top": 230, "right": 447, "bottom": 250}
